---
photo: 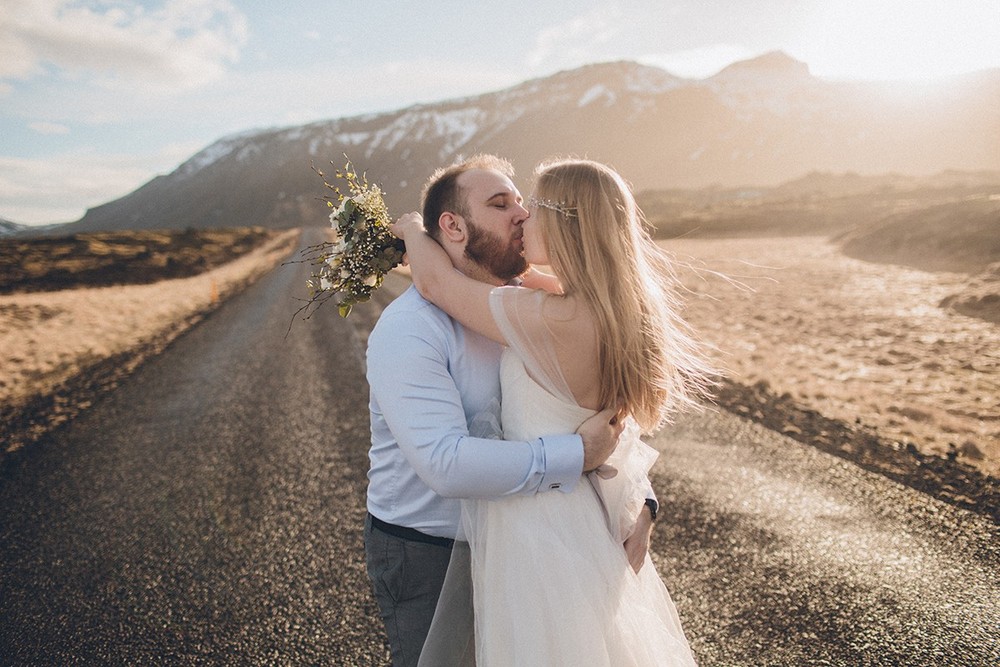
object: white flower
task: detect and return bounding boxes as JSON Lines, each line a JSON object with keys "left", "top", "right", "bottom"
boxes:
{"left": 341, "top": 267, "right": 352, "bottom": 280}
{"left": 319, "top": 276, "right": 333, "bottom": 291}
{"left": 329, "top": 199, "right": 347, "bottom": 224}
{"left": 358, "top": 187, "right": 381, "bottom": 207}
{"left": 363, "top": 274, "right": 378, "bottom": 287}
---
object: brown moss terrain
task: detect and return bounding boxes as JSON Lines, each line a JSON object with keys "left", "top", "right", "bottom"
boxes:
{"left": 0, "top": 228, "right": 276, "bottom": 294}
{"left": 664, "top": 236, "right": 999, "bottom": 521}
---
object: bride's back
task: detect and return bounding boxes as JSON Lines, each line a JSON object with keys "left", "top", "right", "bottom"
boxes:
{"left": 539, "top": 293, "right": 603, "bottom": 410}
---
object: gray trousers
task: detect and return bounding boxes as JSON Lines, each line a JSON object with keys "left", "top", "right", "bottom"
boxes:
{"left": 364, "top": 514, "right": 453, "bottom": 667}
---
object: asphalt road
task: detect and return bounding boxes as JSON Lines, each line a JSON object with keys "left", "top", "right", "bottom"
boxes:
{"left": 2, "top": 231, "right": 998, "bottom": 666}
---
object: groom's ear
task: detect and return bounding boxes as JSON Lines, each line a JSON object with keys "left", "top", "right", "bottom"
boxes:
{"left": 438, "top": 212, "right": 467, "bottom": 243}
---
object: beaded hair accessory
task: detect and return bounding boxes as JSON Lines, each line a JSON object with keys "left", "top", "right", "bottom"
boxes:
{"left": 528, "top": 196, "right": 577, "bottom": 218}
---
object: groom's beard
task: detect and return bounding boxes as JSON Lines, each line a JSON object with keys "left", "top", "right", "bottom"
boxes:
{"left": 464, "top": 220, "right": 528, "bottom": 282}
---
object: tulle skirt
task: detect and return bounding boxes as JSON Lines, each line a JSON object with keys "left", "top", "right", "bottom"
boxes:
{"left": 459, "top": 478, "right": 696, "bottom": 666}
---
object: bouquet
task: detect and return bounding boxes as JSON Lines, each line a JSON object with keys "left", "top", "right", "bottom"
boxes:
{"left": 299, "top": 159, "right": 405, "bottom": 318}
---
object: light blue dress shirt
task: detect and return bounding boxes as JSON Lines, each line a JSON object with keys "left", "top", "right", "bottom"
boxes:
{"left": 366, "top": 285, "right": 584, "bottom": 540}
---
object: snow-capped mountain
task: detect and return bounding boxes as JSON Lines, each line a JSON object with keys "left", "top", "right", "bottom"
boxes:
{"left": 65, "top": 53, "right": 1000, "bottom": 232}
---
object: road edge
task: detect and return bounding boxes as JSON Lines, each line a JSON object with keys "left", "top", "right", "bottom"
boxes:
{"left": 0, "top": 230, "right": 300, "bottom": 473}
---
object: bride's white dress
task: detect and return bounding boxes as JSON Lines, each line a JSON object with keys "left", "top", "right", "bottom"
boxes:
{"left": 461, "top": 348, "right": 697, "bottom": 666}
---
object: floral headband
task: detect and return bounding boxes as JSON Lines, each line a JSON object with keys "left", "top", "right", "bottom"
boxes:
{"left": 528, "top": 195, "right": 577, "bottom": 218}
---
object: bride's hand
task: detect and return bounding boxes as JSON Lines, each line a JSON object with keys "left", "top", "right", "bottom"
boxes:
{"left": 519, "top": 266, "right": 563, "bottom": 294}
{"left": 390, "top": 211, "right": 424, "bottom": 239}
{"left": 623, "top": 506, "right": 654, "bottom": 573}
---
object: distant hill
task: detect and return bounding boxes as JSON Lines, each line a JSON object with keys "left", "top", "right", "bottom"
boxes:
{"left": 770, "top": 170, "right": 1000, "bottom": 199}
{"left": 0, "top": 218, "right": 27, "bottom": 237}
{"left": 640, "top": 171, "right": 1000, "bottom": 239}
{"left": 839, "top": 196, "right": 1000, "bottom": 274}
{"left": 60, "top": 52, "right": 1000, "bottom": 233}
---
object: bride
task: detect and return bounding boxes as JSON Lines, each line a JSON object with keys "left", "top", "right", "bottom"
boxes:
{"left": 392, "top": 158, "right": 712, "bottom": 666}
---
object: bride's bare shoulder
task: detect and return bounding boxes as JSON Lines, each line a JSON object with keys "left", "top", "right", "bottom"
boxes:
{"left": 501, "top": 289, "right": 597, "bottom": 353}
{"left": 542, "top": 295, "right": 597, "bottom": 346}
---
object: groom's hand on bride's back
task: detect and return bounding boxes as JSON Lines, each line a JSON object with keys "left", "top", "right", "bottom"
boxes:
{"left": 578, "top": 408, "right": 625, "bottom": 472}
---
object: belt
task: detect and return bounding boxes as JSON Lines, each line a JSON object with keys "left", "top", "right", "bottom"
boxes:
{"left": 368, "top": 513, "right": 455, "bottom": 548}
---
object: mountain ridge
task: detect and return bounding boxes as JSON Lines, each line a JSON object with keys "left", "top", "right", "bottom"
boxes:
{"left": 48, "top": 53, "right": 1000, "bottom": 233}
{"left": 1, "top": 218, "right": 28, "bottom": 237}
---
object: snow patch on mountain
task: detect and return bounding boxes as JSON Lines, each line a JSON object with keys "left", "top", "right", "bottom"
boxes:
{"left": 433, "top": 108, "right": 482, "bottom": 149}
{"left": 579, "top": 85, "right": 616, "bottom": 107}
{"left": 236, "top": 143, "right": 261, "bottom": 162}
{"left": 364, "top": 107, "right": 483, "bottom": 160}
{"left": 336, "top": 131, "right": 372, "bottom": 145}
{"left": 177, "top": 128, "right": 268, "bottom": 178}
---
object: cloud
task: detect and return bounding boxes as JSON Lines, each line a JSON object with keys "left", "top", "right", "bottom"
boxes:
{"left": 0, "top": 0, "right": 248, "bottom": 92}
{"left": 0, "top": 141, "right": 203, "bottom": 225}
{"left": 525, "top": 6, "right": 625, "bottom": 71}
{"left": 29, "top": 120, "right": 70, "bottom": 135}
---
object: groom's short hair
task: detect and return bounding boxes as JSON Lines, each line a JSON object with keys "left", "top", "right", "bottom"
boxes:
{"left": 421, "top": 154, "right": 515, "bottom": 241}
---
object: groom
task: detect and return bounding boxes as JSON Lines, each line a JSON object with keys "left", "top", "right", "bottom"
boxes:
{"left": 364, "top": 154, "right": 624, "bottom": 666}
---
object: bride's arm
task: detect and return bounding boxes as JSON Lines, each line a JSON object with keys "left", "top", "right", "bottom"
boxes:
{"left": 392, "top": 212, "right": 509, "bottom": 345}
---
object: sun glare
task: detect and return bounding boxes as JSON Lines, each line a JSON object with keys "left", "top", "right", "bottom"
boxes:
{"left": 793, "top": 0, "right": 1000, "bottom": 81}
{"left": 639, "top": 45, "right": 756, "bottom": 79}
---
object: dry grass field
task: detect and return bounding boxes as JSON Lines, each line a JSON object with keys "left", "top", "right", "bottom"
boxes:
{"left": 0, "top": 228, "right": 299, "bottom": 456}
{"left": 664, "top": 236, "right": 1000, "bottom": 478}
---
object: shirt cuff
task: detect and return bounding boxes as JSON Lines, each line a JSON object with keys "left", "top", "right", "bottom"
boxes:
{"left": 538, "top": 434, "right": 584, "bottom": 493}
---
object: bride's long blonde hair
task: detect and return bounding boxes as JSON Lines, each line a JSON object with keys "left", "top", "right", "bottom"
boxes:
{"left": 533, "top": 159, "right": 714, "bottom": 431}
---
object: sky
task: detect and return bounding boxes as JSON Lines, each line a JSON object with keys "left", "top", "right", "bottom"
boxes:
{"left": 2, "top": 0, "right": 999, "bottom": 226}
